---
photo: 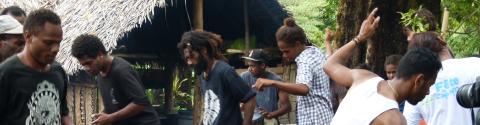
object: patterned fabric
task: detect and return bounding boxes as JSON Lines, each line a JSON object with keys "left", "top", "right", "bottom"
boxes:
{"left": 294, "top": 46, "right": 333, "bottom": 125}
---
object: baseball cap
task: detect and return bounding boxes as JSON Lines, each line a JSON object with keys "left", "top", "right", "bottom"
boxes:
{"left": 0, "top": 15, "right": 23, "bottom": 34}
{"left": 242, "top": 49, "right": 268, "bottom": 63}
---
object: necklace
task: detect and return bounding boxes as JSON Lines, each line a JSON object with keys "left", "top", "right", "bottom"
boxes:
{"left": 386, "top": 80, "right": 399, "bottom": 100}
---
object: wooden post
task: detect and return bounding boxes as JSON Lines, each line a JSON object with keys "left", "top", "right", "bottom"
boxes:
{"left": 441, "top": 7, "right": 449, "bottom": 37}
{"left": 193, "top": 0, "right": 204, "bottom": 124}
{"left": 194, "top": 0, "right": 204, "bottom": 30}
{"left": 244, "top": 0, "right": 250, "bottom": 50}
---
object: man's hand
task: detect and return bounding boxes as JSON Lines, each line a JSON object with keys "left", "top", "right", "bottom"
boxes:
{"left": 258, "top": 108, "right": 274, "bottom": 119}
{"left": 91, "top": 113, "right": 114, "bottom": 125}
{"left": 356, "top": 8, "right": 381, "bottom": 42}
{"left": 323, "top": 8, "right": 381, "bottom": 88}
{"left": 253, "top": 78, "right": 276, "bottom": 91}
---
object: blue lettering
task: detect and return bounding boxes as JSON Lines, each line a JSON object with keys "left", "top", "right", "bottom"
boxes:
{"left": 431, "top": 78, "right": 459, "bottom": 100}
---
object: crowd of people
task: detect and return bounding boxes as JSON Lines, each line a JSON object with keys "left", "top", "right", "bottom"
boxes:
{"left": 1, "top": 5, "right": 479, "bottom": 125}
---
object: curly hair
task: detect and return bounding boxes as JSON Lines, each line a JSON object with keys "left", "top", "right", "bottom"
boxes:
{"left": 415, "top": 8, "right": 437, "bottom": 31}
{"left": 275, "top": 18, "right": 307, "bottom": 46}
{"left": 71, "top": 34, "right": 107, "bottom": 59}
{"left": 177, "top": 30, "right": 226, "bottom": 61}
{"left": 396, "top": 47, "right": 442, "bottom": 80}
{"left": 23, "top": 8, "right": 61, "bottom": 35}
{"left": 384, "top": 54, "right": 403, "bottom": 66}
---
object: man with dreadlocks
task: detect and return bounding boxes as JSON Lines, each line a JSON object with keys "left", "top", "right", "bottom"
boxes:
{"left": 177, "top": 30, "right": 256, "bottom": 125}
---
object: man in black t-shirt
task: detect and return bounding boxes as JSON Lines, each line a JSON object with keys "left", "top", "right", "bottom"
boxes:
{"left": 177, "top": 30, "right": 256, "bottom": 125}
{"left": 0, "top": 9, "right": 72, "bottom": 125}
{"left": 71, "top": 34, "right": 160, "bottom": 125}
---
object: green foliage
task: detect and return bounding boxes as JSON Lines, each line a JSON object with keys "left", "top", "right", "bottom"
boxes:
{"left": 146, "top": 89, "right": 155, "bottom": 104}
{"left": 278, "top": 0, "right": 480, "bottom": 57}
{"left": 230, "top": 36, "right": 256, "bottom": 50}
{"left": 172, "top": 68, "right": 195, "bottom": 112}
{"left": 448, "top": 31, "right": 480, "bottom": 57}
{"left": 399, "top": 2, "right": 480, "bottom": 57}
{"left": 278, "top": 0, "right": 338, "bottom": 48}
{"left": 442, "top": 0, "right": 480, "bottom": 57}
{"left": 400, "top": 6, "right": 432, "bottom": 33}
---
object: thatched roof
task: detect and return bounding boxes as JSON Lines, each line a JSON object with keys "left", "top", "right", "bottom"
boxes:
{"left": 0, "top": 0, "right": 165, "bottom": 74}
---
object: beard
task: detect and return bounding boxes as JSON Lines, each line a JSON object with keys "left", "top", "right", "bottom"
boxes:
{"left": 193, "top": 55, "right": 208, "bottom": 75}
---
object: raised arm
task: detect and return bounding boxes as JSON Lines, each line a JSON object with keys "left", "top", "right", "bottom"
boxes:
{"left": 323, "top": 8, "right": 381, "bottom": 87}
{"left": 325, "top": 28, "right": 334, "bottom": 56}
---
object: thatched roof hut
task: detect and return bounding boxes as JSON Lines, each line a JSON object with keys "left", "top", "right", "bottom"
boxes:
{"left": 1, "top": 0, "right": 288, "bottom": 74}
{"left": 0, "top": 0, "right": 165, "bottom": 74}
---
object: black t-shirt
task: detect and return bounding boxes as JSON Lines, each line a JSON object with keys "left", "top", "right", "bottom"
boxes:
{"left": 200, "top": 61, "right": 256, "bottom": 125}
{"left": 96, "top": 57, "right": 160, "bottom": 125}
{"left": 0, "top": 56, "right": 69, "bottom": 125}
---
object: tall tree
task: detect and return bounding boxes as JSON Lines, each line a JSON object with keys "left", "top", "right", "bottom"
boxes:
{"left": 335, "top": 0, "right": 441, "bottom": 77}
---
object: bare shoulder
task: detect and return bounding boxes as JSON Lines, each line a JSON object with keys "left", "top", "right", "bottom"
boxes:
{"left": 350, "top": 69, "right": 380, "bottom": 88}
{"left": 371, "top": 109, "right": 407, "bottom": 125}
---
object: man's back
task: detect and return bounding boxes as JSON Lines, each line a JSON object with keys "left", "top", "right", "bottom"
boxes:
{"left": 331, "top": 77, "right": 399, "bottom": 125}
{"left": 200, "top": 61, "right": 256, "bottom": 125}
{"left": 403, "top": 57, "right": 480, "bottom": 125}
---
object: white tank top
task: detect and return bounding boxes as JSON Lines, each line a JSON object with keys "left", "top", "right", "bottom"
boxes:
{"left": 330, "top": 77, "right": 399, "bottom": 125}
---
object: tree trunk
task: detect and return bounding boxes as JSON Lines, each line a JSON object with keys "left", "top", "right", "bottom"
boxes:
{"left": 334, "top": 0, "right": 369, "bottom": 68}
{"left": 335, "top": 0, "right": 441, "bottom": 77}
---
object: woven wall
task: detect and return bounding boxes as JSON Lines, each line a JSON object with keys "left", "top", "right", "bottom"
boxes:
{"left": 67, "top": 84, "right": 104, "bottom": 125}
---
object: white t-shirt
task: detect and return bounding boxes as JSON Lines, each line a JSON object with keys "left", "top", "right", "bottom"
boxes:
{"left": 331, "top": 77, "right": 398, "bottom": 125}
{"left": 403, "top": 57, "right": 480, "bottom": 125}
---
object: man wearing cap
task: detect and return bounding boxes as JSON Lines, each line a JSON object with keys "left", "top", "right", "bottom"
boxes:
{"left": 240, "top": 49, "right": 291, "bottom": 125}
{"left": 1, "top": 6, "right": 27, "bottom": 24}
{"left": 0, "top": 15, "right": 25, "bottom": 62}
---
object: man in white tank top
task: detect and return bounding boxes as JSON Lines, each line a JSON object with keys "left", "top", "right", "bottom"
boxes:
{"left": 323, "top": 8, "right": 443, "bottom": 125}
